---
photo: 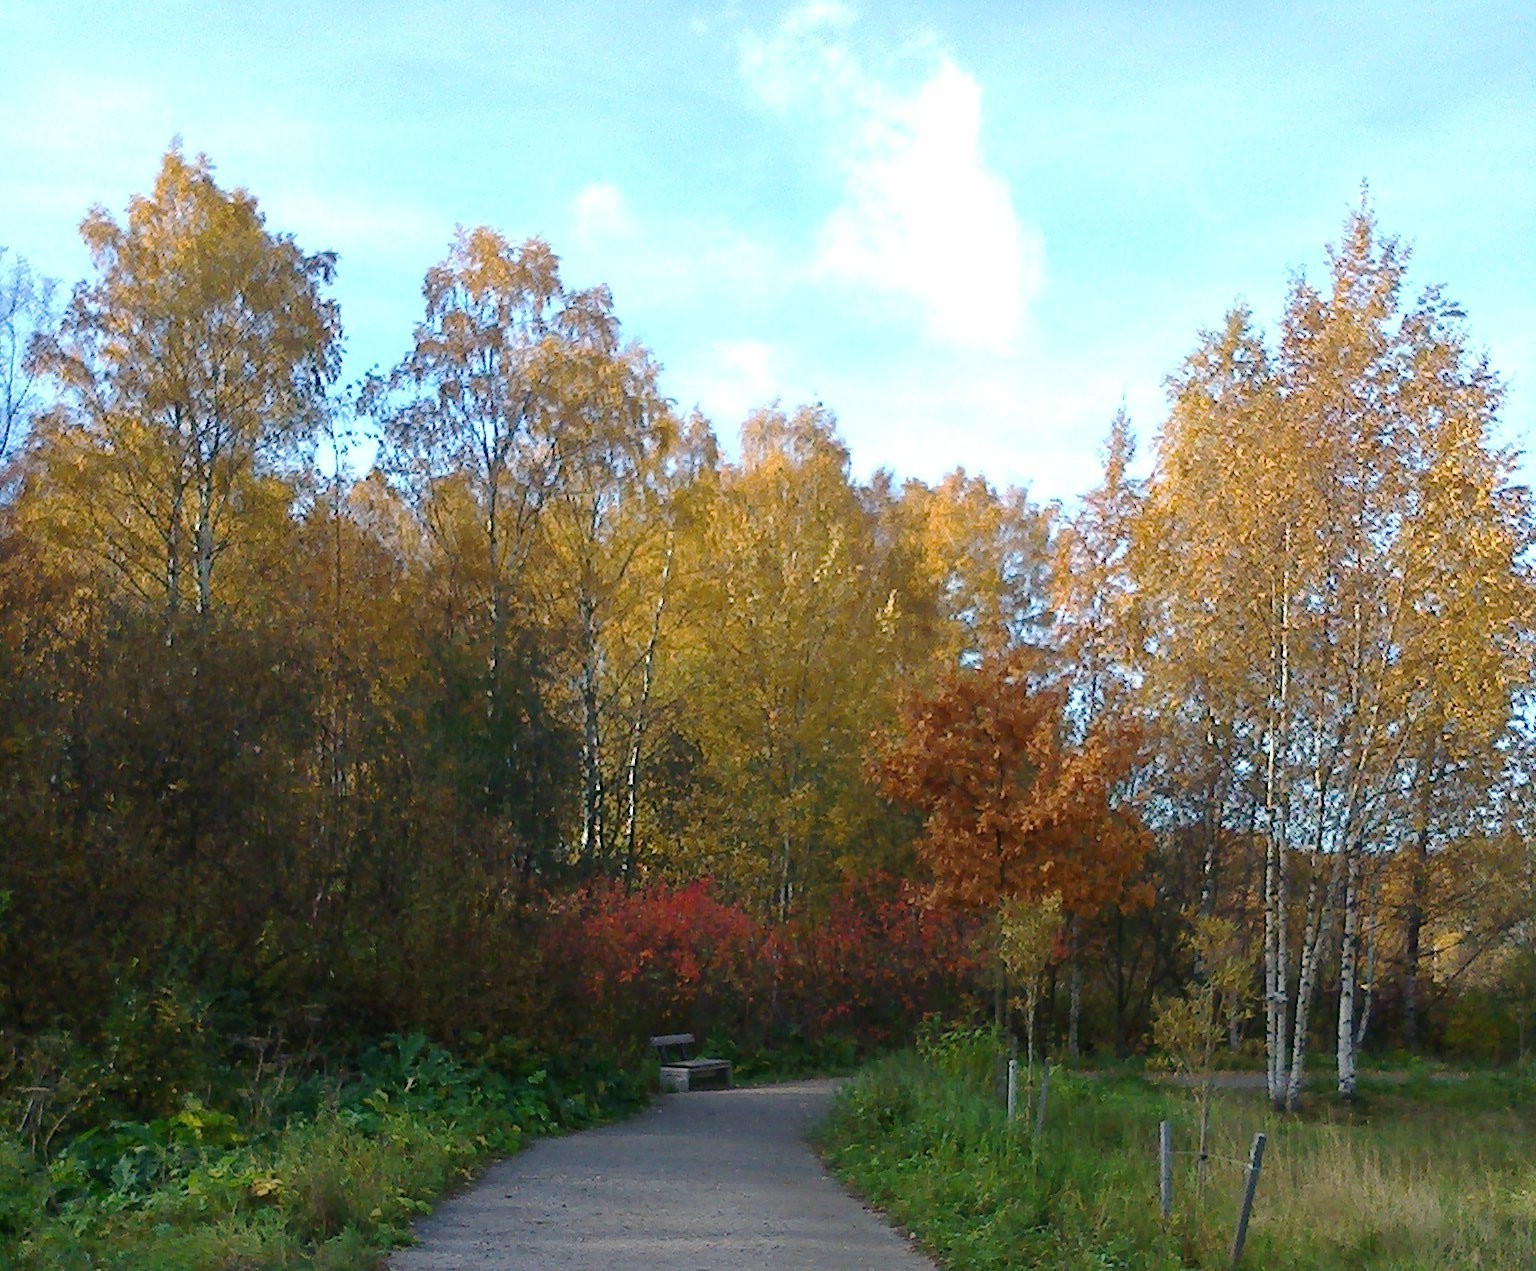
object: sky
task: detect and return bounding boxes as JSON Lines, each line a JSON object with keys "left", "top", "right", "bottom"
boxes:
{"left": 4, "top": 0, "right": 1533, "bottom": 504}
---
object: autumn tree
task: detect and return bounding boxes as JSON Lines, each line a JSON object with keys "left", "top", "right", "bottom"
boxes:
{"left": 369, "top": 228, "right": 620, "bottom": 870}
{"left": 603, "top": 413, "right": 719, "bottom": 885}
{"left": 1052, "top": 408, "right": 1145, "bottom": 1051}
{"left": 0, "top": 248, "right": 56, "bottom": 487}
{"left": 1134, "top": 202, "right": 1535, "bottom": 1106}
{"left": 870, "top": 648, "right": 1151, "bottom": 1033}
{"left": 898, "top": 468, "right": 1053, "bottom": 665}
{"left": 27, "top": 147, "right": 339, "bottom": 621}
{"left": 673, "top": 405, "right": 910, "bottom": 915}
{"left": 527, "top": 337, "right": 692, "bottom": 872}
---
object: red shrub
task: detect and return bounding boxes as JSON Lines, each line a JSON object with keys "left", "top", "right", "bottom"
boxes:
{"left": 533, "top": 875, "right": 985, "bottom": 1058}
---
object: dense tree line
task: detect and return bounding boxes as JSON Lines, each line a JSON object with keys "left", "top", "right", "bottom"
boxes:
{"left": 2, "top": 152, "right": 1532, "bottom": 1096}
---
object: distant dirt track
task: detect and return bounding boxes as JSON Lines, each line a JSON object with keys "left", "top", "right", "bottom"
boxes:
{"left": 388, "top": 1078, "right": 936, "bottom": 1269}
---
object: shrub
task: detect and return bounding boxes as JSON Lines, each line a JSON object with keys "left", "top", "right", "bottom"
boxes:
{"left": 538, "top": 874, "right": 986, "bottom": 1060}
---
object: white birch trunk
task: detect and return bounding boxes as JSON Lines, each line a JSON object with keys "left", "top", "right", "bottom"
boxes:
{"left": 1356, "top": 912, "right": 1378, "bottom": 1051}
{"left": 620, "top": 536, "right": 673, "bottom": 887}
{"left": 1263, "top": 551, "right": 1293, "bottom": 1110}
{"left": 1336, "top": 849, "right": 1361, "bottom": 1098}
{"left": 578, "top": 592, "right": 605, "bottom": 867}
{"left": 1286, "top": 850, "right": 1347, "bottom": 1110}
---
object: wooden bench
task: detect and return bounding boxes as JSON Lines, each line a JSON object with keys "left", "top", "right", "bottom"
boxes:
{"left": 649, "top": 1033, "right": 733, "bottom": 1092}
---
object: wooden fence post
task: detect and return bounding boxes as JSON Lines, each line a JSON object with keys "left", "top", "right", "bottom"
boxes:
{"left": 1007, "top": 1058, "right": 1018, "bottom": 1119}
{"left": 1230, "top": 1131, "right": 1267, "bottom": 1266}
{"left": 1159, "top": 1120, "right": 1174, "bottom": 1219}
{"left": 1034, "top": 1063, "right": 1051, "bottom": 1137}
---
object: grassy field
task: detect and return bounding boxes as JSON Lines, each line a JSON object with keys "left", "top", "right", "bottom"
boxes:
{"left": 817, "top": 1031, "right": 1536, "bottom": 1269}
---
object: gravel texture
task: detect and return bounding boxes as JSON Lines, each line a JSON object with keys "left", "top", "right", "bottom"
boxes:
{"left": 388, "top": 1078, "right": 935, "bottom": 1269}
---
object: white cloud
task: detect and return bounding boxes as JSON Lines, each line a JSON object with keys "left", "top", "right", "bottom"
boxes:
{"left": 561, "top": 188, "right": 784, "bottom": 318}
{"left": 673, "top": 338, "right": 797, "bottom": 429}
{"left": 572, "top": 182, "right": 636, "bottom": 245}
{"left": 739, "top": 3, "right": 1042, "bottom": 354}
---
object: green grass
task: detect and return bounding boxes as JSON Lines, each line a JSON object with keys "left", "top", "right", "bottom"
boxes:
{"left": 0, "top": 1034, "right": 646, "bottom": 1268}
{"left": 817, "top": 1034, "right": 1536, "bottom": 1268}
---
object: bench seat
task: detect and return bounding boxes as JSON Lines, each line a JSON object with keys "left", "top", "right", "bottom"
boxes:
{"left": 650, "top": 1033, "right": 733, "bottom": 1092}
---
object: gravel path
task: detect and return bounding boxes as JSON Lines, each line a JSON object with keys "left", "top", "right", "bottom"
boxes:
{"left": 389, "top": 1078, "right": 935, "bottom": 1269}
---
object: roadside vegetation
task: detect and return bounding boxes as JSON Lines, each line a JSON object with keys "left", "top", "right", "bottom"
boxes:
{"left": 0, "top": 1032, "right": 643, "bottom": 1268}
{"left": 0, "top": 880, "right": 973, "bottom": 1267}
{"left": 820, "top": 1029, "right": 1536, "bottom": 1269}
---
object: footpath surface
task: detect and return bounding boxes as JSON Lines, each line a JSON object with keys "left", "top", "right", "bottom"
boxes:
{"left": 389, "top": 1078, "right": 935, "bottom": 1270}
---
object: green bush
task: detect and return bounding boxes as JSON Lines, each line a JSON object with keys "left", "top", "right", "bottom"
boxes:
{"left": 1443, "top": 989, "right": 1516, "bottom": 1063}
{"left": 0, "top": 1135, "right": 47, "bottom": 1240}
{"left": 0, "top": 1031, "right": 646, "bottom": 1266}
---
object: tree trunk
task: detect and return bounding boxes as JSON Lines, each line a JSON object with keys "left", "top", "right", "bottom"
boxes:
{"left": 165, "top": 474, "right": 186, "bottom": 629}
{"left": 1337, "top": 849, "right": 1361, "bottom": 1099}
{"left": 486, "top": 484, "right": 502, "bottom": 722}
{"left": 578, "top": 592, "right": 605, "bottom": 869}
{"left": 1356, "top": 909, "right": 1378, "bottom": 1051}
{"left": 621, "top": 536, "right": 673, "bottom": 889}
{"left": 1263, "top": 551, "right": 1293, "bottom": 1110}
{"left": 1286, "top": 852, "right": 1345, "bottom": 1110}
{"left": 1403, "top": 770, "right": 1434, "bottom": 1050}
{"left": 778, "top": 827, "right": 792, "bottom": 923}
{"left": 195, "top": 459, "right": 216, "bottom": 617}
{"left": 1067, "top": 946, "right": 1082, "bottom": 1059}
{"left": 1199, "top": 711, "right": 1221, "bottom": 919}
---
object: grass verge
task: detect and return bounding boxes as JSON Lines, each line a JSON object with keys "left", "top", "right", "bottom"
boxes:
{"left": 816, "top": 1030, "right": 1536, "bottom": 1268}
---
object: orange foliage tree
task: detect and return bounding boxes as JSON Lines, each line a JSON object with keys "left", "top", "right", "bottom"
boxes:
{"left": 869, "top": 650, "right": 1151, "bottom": 1033}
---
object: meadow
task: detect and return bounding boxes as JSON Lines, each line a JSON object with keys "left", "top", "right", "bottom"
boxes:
{"left": 818, "top": 1029, "right": 1536, "bottom": 1269}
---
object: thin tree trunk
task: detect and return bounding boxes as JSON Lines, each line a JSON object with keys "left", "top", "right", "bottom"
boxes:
{"left": 1287, "top": 851, "right": 1346, "bottom": 1110}
{"left": 1199, "top": 711, "right": 1221, "bottom": 918}
{"left": 166, "top": 473, "right": 185, "bottom": 629}
{"left": 621, "top": 536, "right": 673, "bottom": 889}
{"left": 1337, "top": 849, "right": 1361, "bottom": 1099}
{"left": 1067, "top": 947, "right": 1082, "bottom": 1059}
{"left": 196, "top": 459, "right": 215, "bottom": 616}
{"left": 1356, "top": 906, "right": 1378, "bottom": 1051}
{"left": 578, "top": 592, "right": 605, "bottom": 868}
{"left": 486, "top": 483, "right": 502, "bottom": 720}
{"left": 1263, "top": 550, "right": 1293, "bottom": 1110}
{"left": 778, "top": 826, "right": 792, "bottom": 923}
{"left": 1403, "top": 753, "right": 1435, "bottom": 1050}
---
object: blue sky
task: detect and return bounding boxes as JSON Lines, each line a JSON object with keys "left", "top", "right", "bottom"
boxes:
{"left": 4, "top": 1, "right": 1533, "bottom": 503}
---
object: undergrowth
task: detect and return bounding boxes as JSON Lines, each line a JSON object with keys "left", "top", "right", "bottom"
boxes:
{"left": 0, "top": 1032, "right": 645, "bottom": 1268}
{"left": 817, "top": 1028, "right": 1536, "bottom": 1268}
{"left": 701, "top": 1029, "right": 862, "bottom": 1085}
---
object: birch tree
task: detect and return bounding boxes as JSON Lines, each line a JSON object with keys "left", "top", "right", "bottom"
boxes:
{"left": 0, "top": 249, "right": 56, "bottom": 487}
{"left": 1135, "top": 203, "right": 1534, "bottom": 1107}
{"left": 28, "top": 147, "right": 339, "bottom": 620}
{"left": 370, "top": 228, "right": 625, "bottom": 865}
{"left": 530, "top": 339, "right": 687, "bottom": 872}
{"left": 679, "top": 405, "right": 903, "bottom": 915}
{"left": 370, "top": 229, "right": 613, "bottom": 686}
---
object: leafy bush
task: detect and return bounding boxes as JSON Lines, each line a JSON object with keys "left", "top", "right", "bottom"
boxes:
{"left": 0, "top": 1032, "right": 645, "bottom": 1266}
{"left": 1443, "top": 988, "right": 1516, "bottom": 1063}
{"left": 539, "top": 874, "right": 985, "bottom": 1061}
